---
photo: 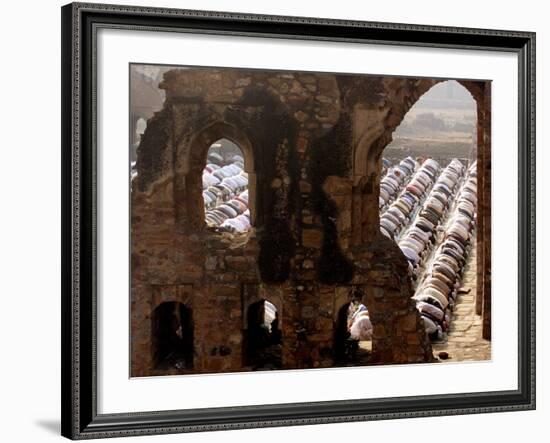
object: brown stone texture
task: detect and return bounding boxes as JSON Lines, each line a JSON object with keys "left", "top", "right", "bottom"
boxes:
{"left": 130, "top": 67, "right": 490, "bottom": 376}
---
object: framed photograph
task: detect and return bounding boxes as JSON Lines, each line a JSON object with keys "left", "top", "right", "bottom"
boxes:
{"left": 61, "top": 2, "right": 536, "bottom": 439}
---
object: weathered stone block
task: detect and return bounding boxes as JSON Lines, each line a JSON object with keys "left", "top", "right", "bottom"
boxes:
{"left": 225, "top": 256, "right": 248, "bottom": 271}
{"left": 398, "top": 313, "right": 419, "bottom": 332}
{"left": 302, "top": 229, "right": 323, "bottom": 248}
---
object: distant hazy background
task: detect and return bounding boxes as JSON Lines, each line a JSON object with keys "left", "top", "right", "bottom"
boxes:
{"left": 384, "top": 80, "right": 477, "bottom": 164}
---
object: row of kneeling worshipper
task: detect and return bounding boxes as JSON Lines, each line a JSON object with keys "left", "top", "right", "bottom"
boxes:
{"left": 202, "top": 161, "right": 248, "bottom": 210}
{"left": 202, "top": 153, "right": 252, "bottom": 233}
{"left": 412, "top": 162, "right": 478, "bottom": 340}
{"left": 398, "top": 159, "right": 466, "bottom": 279}
{"left": 380, "top": 158, "right": 441, "bottom": 241}
{"left": 379, "top": 156, "right": 418, "bottom": 210}
{"left": 207, "top": 151, "right": 245, "bottom": 168}
{"left": 204, "top": 190, "right": 251, "bottom": 233}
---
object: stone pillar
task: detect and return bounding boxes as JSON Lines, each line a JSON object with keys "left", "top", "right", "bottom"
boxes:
{"left": 476, "top": 99, "right": 485, "bottom": 317}
{"left": 281, "top": 283, "right": 301, "bottom": 369}
{"left": 481, "top": 85, "right": 492, "bottom": 340}
{"left": 198, "top": 283, "right": 243, "bottom": 373}
{"left": 130, "top": 284, "right": 153, "bottom": 377}
{"left": 322, "top": 176, "right": 353, "bottom": 251}
{"left": 353, "top": 239, "right": 434, "bottom": 365}
{"left": 351, "top": 178, "right": 364, "bottom": 246}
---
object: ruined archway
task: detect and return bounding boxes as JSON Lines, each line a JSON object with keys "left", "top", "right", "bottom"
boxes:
{"left": 174, "top": 121, "right": 256, "bottom": 232}
{"left": 342, "top": 78, "right": 488, "bottom": 364}
{"left": 342, "top": 78, "right": 471, "bottom": 365}
{"left": 378, "top": 80, "right": 477, "bottom": 245}
{"left": 351, "top": 78, "right": 488, "bottom": 245}
{"left": 346, "top": 76, "right": 490, "bottom": 347}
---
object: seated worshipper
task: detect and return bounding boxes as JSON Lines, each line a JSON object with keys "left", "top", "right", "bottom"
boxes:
{"left": 350, "top": 311, "right": 373, "bottom": 341}
{"left": 347, "top": 299, "right": 367, "bottom": 330}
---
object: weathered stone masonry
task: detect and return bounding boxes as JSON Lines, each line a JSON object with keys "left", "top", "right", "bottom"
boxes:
{"left": 130, "top": 67, "right": 491, "bottom": 376}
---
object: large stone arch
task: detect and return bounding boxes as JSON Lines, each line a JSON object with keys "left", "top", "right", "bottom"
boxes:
{"left": 179, "top": 121, "right": 255, "bottom": 175}
{"left": 350, "top": 78, "right": 489, "bottom": 245}
{"left": 337, "top": 78, "right": 486, "bottom": 365}
{"left": 345, "top": 77, "right": 491, "bottom": 361}
{"left": 281, "top": 76, "right": 486, "bottom": 367}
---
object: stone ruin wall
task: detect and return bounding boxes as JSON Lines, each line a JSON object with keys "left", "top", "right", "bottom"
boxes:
{"left": 130, "top": 67, "right": 491, "bottom": 376}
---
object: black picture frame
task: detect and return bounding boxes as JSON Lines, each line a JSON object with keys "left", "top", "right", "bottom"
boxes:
{"left": 61, "top": 2, "right": 536, "bottom": 439}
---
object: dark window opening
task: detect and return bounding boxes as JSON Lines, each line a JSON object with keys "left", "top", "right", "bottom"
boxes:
{"left": 244, "top": 300, "right": 282, "bottom": 370}
{"left": 152, "top": 302, "right": 194, "bottom": 370}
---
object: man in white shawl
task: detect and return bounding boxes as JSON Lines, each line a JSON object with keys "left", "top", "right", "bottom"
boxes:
{"left": 349, "top": 309, "right": 373, "bottom": 341}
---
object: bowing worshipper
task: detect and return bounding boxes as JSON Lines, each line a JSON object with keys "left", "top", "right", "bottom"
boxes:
{"left": 346, "top": 298, "right": 367, "bottom": 330}
{"left": 421, "top": 316, "right": 442, "bottom": 339}
{"left": 350, "top": 311, "right": 373, "bottom": 341}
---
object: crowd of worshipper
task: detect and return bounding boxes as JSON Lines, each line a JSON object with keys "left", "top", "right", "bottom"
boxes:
{"left": 412, "top": 162, "right": 477, "bottom": 340}
{"left": 202, "top": 151, "right": 251, "bottom": 233}
{"left": 398, "top": 158, "right": 466, "bottom": 279}
{"left": 342, "top": 157, "right": 477, "bottom": 348}
{"left": 379, "top": 156, "right": 418, "bottom": 211}
{"left": 380, "top": 158, "right": 444, "bottom": 241}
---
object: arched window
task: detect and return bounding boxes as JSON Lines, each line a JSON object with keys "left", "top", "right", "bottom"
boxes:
{"left": 202, "top": 138, "right": 252, "bottom": 234}
{"left": 179, "top": 122, "right": 256, "bottom": 233}
{"left": 380, "top": 80, "right": 479, "bottom": 340}
{"left": 244, "top": 299, "right": 282, "bottom": 370}
{"left": 152, "top": 302, "right": 194, "bottom": 370}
